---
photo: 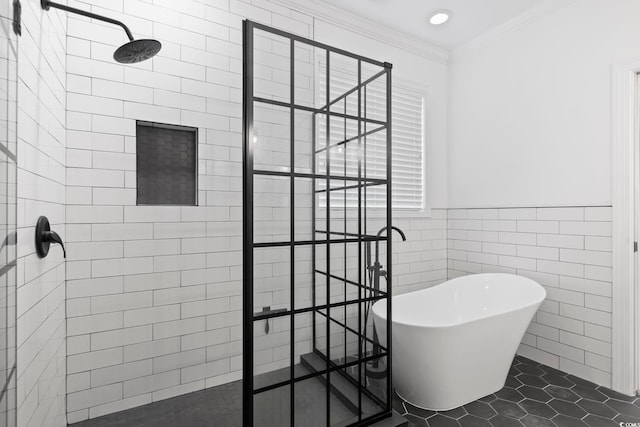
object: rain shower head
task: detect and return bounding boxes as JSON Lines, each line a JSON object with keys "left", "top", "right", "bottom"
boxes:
{"left": 41, "top": 0, "right": 162, "bottom": 64}
{"left": 114, "top": 39, "right": 162, "bottom": 64}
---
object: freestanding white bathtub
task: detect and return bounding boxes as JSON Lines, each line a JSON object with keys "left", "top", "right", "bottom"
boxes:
{"left": 372, "top": 273, "right": 546, "bottom": 411}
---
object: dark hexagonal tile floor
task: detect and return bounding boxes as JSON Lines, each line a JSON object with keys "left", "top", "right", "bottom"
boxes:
{"left": 70, "top": 355, "right": 638, "bottom": 427}
{"left": 394, "top": 356, "right": 640, "bottom": 427}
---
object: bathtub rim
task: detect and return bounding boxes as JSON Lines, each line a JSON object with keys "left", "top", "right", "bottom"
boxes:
{"left": 372, "top": 273, "right": 546, "bottom": 329}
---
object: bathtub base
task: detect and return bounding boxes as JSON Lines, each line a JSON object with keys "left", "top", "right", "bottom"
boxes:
{"left": 395, "top": 383, "right": 504, "bottom": 412}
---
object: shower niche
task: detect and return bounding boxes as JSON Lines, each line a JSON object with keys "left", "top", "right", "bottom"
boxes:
{"left": 243, "top": 20, "right": 398, "bottom": 427}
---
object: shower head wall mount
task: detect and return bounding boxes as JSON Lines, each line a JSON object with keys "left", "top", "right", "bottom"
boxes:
{"left": 40, "top": 0, "right": 162, "bottom": 63}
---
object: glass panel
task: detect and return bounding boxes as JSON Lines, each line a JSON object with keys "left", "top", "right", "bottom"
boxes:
{"left": 314, "top": 308, "right": 327, "bottom": 357}
{"left": 0, "top": 11, "right": 16, "bottom": 427}
{"left": 293, "top": 110, "right": 313, "bottom": 174}
{"left": 293, "top": 246, "right": 312, "bottom": 310}
{"left": 344, "top": 243, "right": 360, "bottom": 296}
{"left": 292, "top": 43, "right": 321, "bottom": 109}
{"left": 5, "top": 266, "right": 14, "bottom": 371}
{"left": 344, "top": 312, "right": 360, "bottom": 363}
{"left": 0, "top": 150, "right": 7, "bottom": 269}
{"left": 362, "top": 74, "right": 387, "bottom": 123}
{"left": 253, "top": 313, "right": 291, "bottom": 390}
{"left": 363, "top": 128, "right": 387, "bottom": 183}
{"left": 355, "top": 370, "right": 386, "bottom": 422}
{"left": 313, "top": 111, "right": 328, "bottom": 155}
{"left": 361, "top": 61, "right": 385, "bottom": 85}
{"left": 253, "top": 104, "right": 290, "bottom": 173}
{"left": 328, "top": 372, "right": 359, "bottom": 427}
{"left": 328, "top": 314, "right": 345, "bottom": 362}
{"left": 328, "top": 275, "right": 345, "bottom": 307}
{"left": 293, "top": 377, "right": 328, "bottom": 427}
{"left": 253, "top": 246, "right": 290, "bottom": 314}
{"left": 254, "top": 175, "right": 289, "bottom": 244}
{"left": 362, "top": 300, "right": 376, "bottom": 368}
{"left": 294, "top": 43, "right": 327, "bottom": 109}
{"left": 293, "top": 178, "right": 312, "bottom": 241}
{"left": 0, "top": 385, "right": 7, "bottom": 427}
{"left": 329, "top": 51, "right": 358, "bottom": 111}
{"left": 313, "top": 242, "right": 327, "bottom": 308}
{"left": 254, "top": 29, "right": 290, "bottom": 103}
{"left": 254, "top": 385, "right": 291, "bottom": 427}
{"left": 344, "top": 89, "right": 359, "bottom": 119}
{"left": 0, "top": 272, "right": 6, "bottom": 387}
{"left": 5, "top": 161, "right": 14, "bottom": 264}
{"left": 293, "top": 312, "right": 312, "bottom": 379}
{"left": 362, "top": 355, "right": 388, "bottom": 418}
{"left": 374, "top": 239, "right": 389, "bottom": 296}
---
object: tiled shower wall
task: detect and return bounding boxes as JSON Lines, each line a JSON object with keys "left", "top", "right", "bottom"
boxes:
{"left": 63, "top": 1, "right": 290, "bottom": 421}
{"left": 16, "top": 1, "right": 67, "bottom": 426}
{"left": 63, "top": 0, "right": 448, "bottom": 422}
{"left": 447, "top": 207, "right": 613, "bottom": 387}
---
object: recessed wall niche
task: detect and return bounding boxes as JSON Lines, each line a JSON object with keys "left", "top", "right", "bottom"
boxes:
{"left": 136, "top": 121, "right": 198, "bottom": 206}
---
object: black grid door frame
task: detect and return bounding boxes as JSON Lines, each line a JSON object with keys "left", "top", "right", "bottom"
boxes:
{"left": 242, "top": 19, "right": 393, "bottom": 427}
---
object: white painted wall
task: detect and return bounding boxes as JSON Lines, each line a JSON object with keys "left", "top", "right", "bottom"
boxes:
{"left": 448, "top": 0, "right": 640, "bottom": 208}
{"left": 446, "top": 0, "right": 640, "bottom": 392}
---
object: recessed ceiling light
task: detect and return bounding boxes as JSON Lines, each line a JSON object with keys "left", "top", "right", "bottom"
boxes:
{"left": 429, "top": 10, "right": 451, "bottom": 25}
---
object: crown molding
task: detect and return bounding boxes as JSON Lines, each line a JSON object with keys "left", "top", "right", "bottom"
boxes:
{"left": 268, "top": 0, "right": 449, "bottom": 64}
{"left": 450, "top": 0, "right": 577, "bottom": 60}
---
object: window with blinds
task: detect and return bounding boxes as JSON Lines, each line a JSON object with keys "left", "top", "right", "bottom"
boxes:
{"left": 317, "top": 65, "right": 425, "bottom": 211}
{"left": 388, "top": 84, "right": 424, "bottom": 210}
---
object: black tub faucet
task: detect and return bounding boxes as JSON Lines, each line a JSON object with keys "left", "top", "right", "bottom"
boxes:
{"left": 368, "top": 226, "right": 406, "bottom": 293}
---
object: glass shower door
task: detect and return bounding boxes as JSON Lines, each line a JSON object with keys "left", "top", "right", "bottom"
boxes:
{"left": 242, "top": 19, "right": 393, "bottom": 427}
{"left": 0, "top": 3, "right": 18, "bottom": 426}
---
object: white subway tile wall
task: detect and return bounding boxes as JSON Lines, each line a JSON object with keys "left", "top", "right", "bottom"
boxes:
{"left": 16, "top": 1, "right": 67, "bottom": 426}
{"left": 447, "top": 207, "right": 613, "bottom": 387}
{"left": 64, "top": 0, "right": 449, "bottom": 422}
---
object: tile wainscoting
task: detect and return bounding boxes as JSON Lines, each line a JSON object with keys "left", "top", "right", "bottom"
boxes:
{"left": 447, "top": 207, "right": 612, "bottom": 387}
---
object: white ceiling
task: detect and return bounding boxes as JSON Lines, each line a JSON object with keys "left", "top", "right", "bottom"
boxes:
{"left": 314, "top": 0, "right": 548, "bottom": 50}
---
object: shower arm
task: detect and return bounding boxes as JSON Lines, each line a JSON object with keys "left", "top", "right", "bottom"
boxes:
{"left": 41, "top": 0, "right": 134, "bottom": 41}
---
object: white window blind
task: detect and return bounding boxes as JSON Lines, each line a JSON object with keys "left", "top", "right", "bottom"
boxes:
{"left": 317, "top": 65, "right": 425, "bottom": 211}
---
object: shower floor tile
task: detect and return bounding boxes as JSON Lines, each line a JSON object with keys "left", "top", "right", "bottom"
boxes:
{"left": 395, "top": 356, "right": 640, "bottom": 427}
{"left": 69, "top": 363, "right": 388, "bottom": 427}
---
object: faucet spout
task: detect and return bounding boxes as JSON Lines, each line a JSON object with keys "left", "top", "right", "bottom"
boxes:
{"left": 377, "top": 225, "right": 407, "bottom": 241}
{"left": 374, "top": 226, "right": 406, "bottom": 265}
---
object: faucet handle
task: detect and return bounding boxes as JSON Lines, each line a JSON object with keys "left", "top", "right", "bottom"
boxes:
{"left": 35, "top": 216, "right": 66, "bottom": 258}
{"left": 44, "top": 230, "right": 66, "bottom": 258}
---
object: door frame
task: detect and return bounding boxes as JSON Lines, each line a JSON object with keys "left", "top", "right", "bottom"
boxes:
{"left": 612, "top": 59, "right": 640, "bottom": 395}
